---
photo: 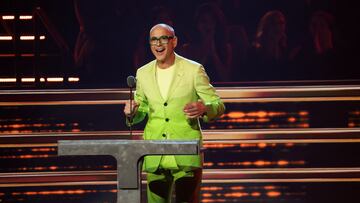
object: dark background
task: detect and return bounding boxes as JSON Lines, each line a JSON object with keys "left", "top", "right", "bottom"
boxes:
{"left": 0, "top": 0, "right": 359, "bottom": 87}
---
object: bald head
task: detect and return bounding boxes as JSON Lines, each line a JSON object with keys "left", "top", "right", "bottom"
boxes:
{"left": 150, "top": 23, "right": 176, "bottom": 37}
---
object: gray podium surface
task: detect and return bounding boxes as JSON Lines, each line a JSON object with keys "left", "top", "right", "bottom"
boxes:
{"left": 58, "top": 139, "right": 199, "bottom": 203}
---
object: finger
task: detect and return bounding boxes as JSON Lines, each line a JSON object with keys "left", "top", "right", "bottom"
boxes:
{"left": 184, "top": 108, "right": 200, "bottom": 115}
{"left": 183, "top": 105, "right": 192, "bottom": 111}
{"left": 186, "top": 113, "right": 202, "bottom": 119}
{"left": 124, "top": 108, "right": 131, "bottom": 115}
{"left": 184, "top": 104, "right": 199, "bottom": 111}
{"left": 133, "top": 105, "right": 139, "bottom": 112}
{"left": 185, "top": 110, "right": 201, "bottom": 117}
{"left": 185, "top": 110, "right": 200, "bottom": 116}
{"left": 128, "top": 101, "right": 139, "bottom": 110}
{"left": 184, "top": 105, "right": 197, "bottom": 111}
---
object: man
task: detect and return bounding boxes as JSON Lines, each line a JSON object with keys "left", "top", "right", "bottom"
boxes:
{"left": 124, "top": 23, "right": 225, "bottom": 203}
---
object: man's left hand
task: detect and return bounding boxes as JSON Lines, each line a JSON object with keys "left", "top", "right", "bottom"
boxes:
{"left": 183, "top": 101, "right": 207, "bottom": 119}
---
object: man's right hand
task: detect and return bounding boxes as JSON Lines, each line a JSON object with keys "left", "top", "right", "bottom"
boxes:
{"left": 124, "top": 100, "right": 139, "bottom": 118}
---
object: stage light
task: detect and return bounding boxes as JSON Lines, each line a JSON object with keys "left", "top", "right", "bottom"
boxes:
{"left": 21, "top": 78, "right": 36, "bottom": 82}
{"left": 0, "top": 78, "right": 17, "bottom": 82}
{"left": 19, "top": 15, "right": 33, "bottom": 20}
{"left": 40, "top": 35, "right": 45, "bottom": 40}
{"left": 68, "top": 77, "right": 80, "bottom": 82}
{"left": 40, "top": 78, "right": 46, "bottom": 82}
{"left": 20, "top": 36, "right": 35, "bottom": 40}
{"left": 2, "top": 15, "right": 15, "bottom": 20}
{"left": 47, "top": 77, "right": 64, "bottom": 82}
{"left": 0, "top": 36, "right": 13, "bottom": 40}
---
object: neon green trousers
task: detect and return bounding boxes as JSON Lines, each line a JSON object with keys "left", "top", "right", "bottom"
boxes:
{"left": 146, "top": 168, "right": 202, "bottom": 203}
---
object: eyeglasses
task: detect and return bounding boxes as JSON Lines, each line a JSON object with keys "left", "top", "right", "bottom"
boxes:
{"left": 149, "top": 35, "right": 174, "bottom": 45}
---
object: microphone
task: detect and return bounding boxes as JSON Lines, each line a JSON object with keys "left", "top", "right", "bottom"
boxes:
{"left": 127, "top": 75, "right": 136, "bottom": 136}
{"left": 127, "top": 75, "right": 136, "bottom": 88}
{"left": 127, "top": 76, "right": 136, "bottom": 109}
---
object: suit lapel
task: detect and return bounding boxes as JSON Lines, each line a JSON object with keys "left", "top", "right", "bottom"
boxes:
{"left": 150, "top": 62, "right": 165, "bottom": 102}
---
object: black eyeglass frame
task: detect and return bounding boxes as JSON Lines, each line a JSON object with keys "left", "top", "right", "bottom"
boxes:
{"left": 149, "top": 35, "right": 175, "bottom": 45}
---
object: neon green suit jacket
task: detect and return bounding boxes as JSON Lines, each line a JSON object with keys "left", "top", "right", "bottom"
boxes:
{"left": 130, "top": 54, "right": 225, "bottom": 172}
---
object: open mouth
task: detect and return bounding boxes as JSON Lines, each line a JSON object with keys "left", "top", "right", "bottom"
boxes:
{"left": 155, "top": 47, "right": 165, "bottom": 53}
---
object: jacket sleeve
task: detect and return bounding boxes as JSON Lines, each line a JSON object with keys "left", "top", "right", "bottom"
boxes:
{"left": 126, "top": 72, "right": 149, "bottom": 126}
{"left": 194, "top": 66, "right": 225, "bottom": 122}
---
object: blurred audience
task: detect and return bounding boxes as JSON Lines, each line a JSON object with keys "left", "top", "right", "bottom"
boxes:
{"left": 247, "top": 10, "right": 288, "bottom": 81}
{"left": 73, "top": 0, "right": 135, "bottom": 86}
{"left": 290, "top": 11, "right": 337, "bottom": 79}
{"left": 228, "top": 25, "right": 249, "bottom": 81}
{"left": 1, "top": 0, "right": 350, "bottom": 85}
{"left": 180, "top": 3, "right": 233, "bottom": 82}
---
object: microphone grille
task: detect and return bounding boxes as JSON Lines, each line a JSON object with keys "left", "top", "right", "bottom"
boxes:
{"left": 127, "top": 75, "right": 136, "bottom": 88}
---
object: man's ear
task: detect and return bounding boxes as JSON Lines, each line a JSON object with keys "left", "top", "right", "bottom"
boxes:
{"left": 172, "top": 36, "right": 178, "bottom": 48}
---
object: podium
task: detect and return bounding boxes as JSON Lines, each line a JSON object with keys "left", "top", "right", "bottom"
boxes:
{"left": 58, "top": 140, "right": 199, "bottom": 203}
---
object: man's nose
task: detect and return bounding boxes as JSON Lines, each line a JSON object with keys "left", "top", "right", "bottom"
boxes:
{"left": 155, "top": 40, "right": 161, "bottom": 46}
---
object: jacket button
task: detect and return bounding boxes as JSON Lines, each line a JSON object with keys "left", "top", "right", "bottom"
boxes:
{"left": 162, "top": 133, "right": 166, "bottom": 137}
{"left": 164, "top": 102, "right": 168, "bottom": 106}
{"left": 165, "top": 118, "right": 169, "bottom": 122}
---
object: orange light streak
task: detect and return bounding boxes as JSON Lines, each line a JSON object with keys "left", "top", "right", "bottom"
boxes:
{"left": 299, "top": 111, "right": 309, "bottom": 116}
{"left": 227, "top": 111, "right": 246, "bottom": 118}
{"left": 277, "top": 160, "right": 289, "bottom": 166}
{"left": 202, "top": 199, "right": 226, "bottom": 203}
{"left": 288, "top": 117, "right": 296, "bottom": 122}
{"left": 202, "top": 193, "right": 212, "bottom": 197}
{"left": 264, "top": 185, "right": 276, "bottom": 190}
{"left": 203, "top": 162, "right": 214, "bottom": 167}
{"left": 31, "top": 148, "right": 55, "bottom": 152}
{"left": 224, "top": 192, "right": 249, "bottom": 197}
{"left": 201, "top": 186, "right": 223, "bottom": 191}
{"left": 267, "top": 191, "right": 281, "bottom": 197}
{"left": 230, "top": 186, "right": 244, "bottom": 190}
{"left": 251, "top": 192, "right": 261, "bottom": 197}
